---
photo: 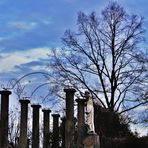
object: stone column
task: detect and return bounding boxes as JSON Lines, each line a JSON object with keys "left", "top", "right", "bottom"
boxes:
{"left": 52, "top": 114, "right": 60, "bottom": 148}
{"left": 0, "top": 90, "right": 11, "bottom": 148}
{"left": 42, "top": 109, "right": 51, "bottom": 148}
{"left": 61, "top": 117, "right": 66, "bottom": 148}
{"left": 64, "top": 88, "right": 76, "bottom": 148}
{"left": 19, "top": 99, "right": 30, "bottom": 148}
{"left": 76, "top": 98, "right": 86, "bottom": 148}
{"left": 31, "top": 104, "right": 41, "bottom": 148}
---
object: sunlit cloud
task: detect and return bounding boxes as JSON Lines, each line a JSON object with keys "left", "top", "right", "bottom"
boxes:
{"left": 0, "top": 47, "right": 50, "bottom": 73}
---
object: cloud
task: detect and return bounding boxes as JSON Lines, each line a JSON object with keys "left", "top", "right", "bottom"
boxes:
{"left": 8, "top": 21, "right": 38, "bottom": 30}
{"left": 14, "top": 60, "right": 48, "bottom": 72}
{"left": 0, "top": 47, "right": 50, "bottom": 73}
{"left": 30, "top": 65, "right": 47, "bottom": 71}
{"left": 134, "top": 105, "right": 148, "bottom": 112}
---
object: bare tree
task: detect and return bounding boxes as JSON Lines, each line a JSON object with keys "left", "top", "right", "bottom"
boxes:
{"left": 8, "top": 107, "right": 20, "bottom": 148}
{"left": 49, "top": 2, "right": 148, "bottom": 114}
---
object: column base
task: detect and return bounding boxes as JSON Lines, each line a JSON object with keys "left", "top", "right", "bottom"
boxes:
{"left": 83, "top": 134, "right": 100, "bottom": 148}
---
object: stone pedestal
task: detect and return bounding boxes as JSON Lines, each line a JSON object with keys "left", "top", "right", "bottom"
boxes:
{"left": 83, "top": 134, "right": 100, "bottom": 148}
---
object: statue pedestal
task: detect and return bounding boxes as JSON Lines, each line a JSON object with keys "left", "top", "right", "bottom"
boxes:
{"left": 83, "top": 134, "right": 100, "bottom": 148}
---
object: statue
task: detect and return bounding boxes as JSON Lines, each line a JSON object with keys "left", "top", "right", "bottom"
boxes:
{"left": 84, "top": 91, "right": 95, "bottom": 133}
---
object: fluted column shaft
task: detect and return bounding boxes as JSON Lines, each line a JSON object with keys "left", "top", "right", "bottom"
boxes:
{"left": 31, "top": 104, "right": 41, "bottom": 148}
{"left": 76, "top": 99, "right": 86, "bottom": 148}
{"left": 0, "top": 90, "right": 11, "bottom": 148}
{"left": 52, "top": 114, "right": 60, "bottom": 148}
{"left": 64, "top": 88, "right": 76, "bottom": 148}
{"left": 61, "top": 117, "right": 66, "bottom": 148}
{"left": 42, "top": 109, "right": 51, "bottom": 148}
{"left": 19, "top": 99, "right": 30, "bottom": 148}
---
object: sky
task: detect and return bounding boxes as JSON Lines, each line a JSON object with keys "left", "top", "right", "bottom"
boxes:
{"left": 0, "top": 0, "right": 148, "bottom": 135}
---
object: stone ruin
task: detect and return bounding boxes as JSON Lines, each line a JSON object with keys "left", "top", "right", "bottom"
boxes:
{"left": 0, "top": 88, "right": 100, "bottom": 148}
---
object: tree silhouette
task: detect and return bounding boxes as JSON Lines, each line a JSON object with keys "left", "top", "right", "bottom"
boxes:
{"left": 49, "top": 2, "right": 148, "bottom": 114}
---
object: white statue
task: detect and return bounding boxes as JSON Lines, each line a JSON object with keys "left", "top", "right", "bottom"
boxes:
{"left": 85, "top": 91, "right": 95, "bottom": 133}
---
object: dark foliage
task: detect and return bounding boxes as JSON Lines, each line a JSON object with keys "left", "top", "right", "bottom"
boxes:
{"left": 94, "top": 104, "right": 133, "bottom": 138}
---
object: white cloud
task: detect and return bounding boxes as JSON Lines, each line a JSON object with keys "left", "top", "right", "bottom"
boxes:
{"left": 31, "top": 65, "right": 47, "bottom": 71}
{"left": 134, "top": 105, "right": 148, "bottom": 112}
{"left": 8, "top": 21, "right": 38, "bottom": 30}
{"left": 0, "top": 47, "right": 50, "bottom": 73}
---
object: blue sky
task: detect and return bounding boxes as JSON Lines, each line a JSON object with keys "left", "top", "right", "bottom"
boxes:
{"left": 0, "top": 0, "right": 148, "bottom": 134}
{"left": 0, "top": 0, "right": 148, "bottom": 77}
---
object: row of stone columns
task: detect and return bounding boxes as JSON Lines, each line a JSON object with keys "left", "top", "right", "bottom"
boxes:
{"left": 0, "top": 88, "right": 87, "bottom": 148}
{"left": 0, "top": 90, "right": 61, "bottom": 148}
{"left": 19, "top": 103, "right": 61, "bottom": 148}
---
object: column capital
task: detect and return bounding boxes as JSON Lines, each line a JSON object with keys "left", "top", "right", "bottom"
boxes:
{"left": 31, "top": 104, "right": 41, "bottom": 108}
{"left": 64, "top": 88, "right": 76, "bottom": 93}
{"left": 42, "top": 109, "right": 51, "bottom": 113}
{"left": 52, "top": 114, "right": 60, "bottom": 118}
{"left": 19, "top": 99, "right": 30, "bottom": 104}
{"left": 0, "top": 90, "right": 12, "bottom": 95}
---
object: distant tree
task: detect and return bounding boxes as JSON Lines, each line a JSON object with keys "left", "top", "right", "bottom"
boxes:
{"left": 8, "top": 107, "right": 20, "bottom": 148}
{"left": 49, "top": 2, "right": 148, "bottom": 114}
{"left": 8, "top": 106, "right": 32, "bottom": 148}
{"left": 139, "top": 95, "right": 148, "bottom": 126}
